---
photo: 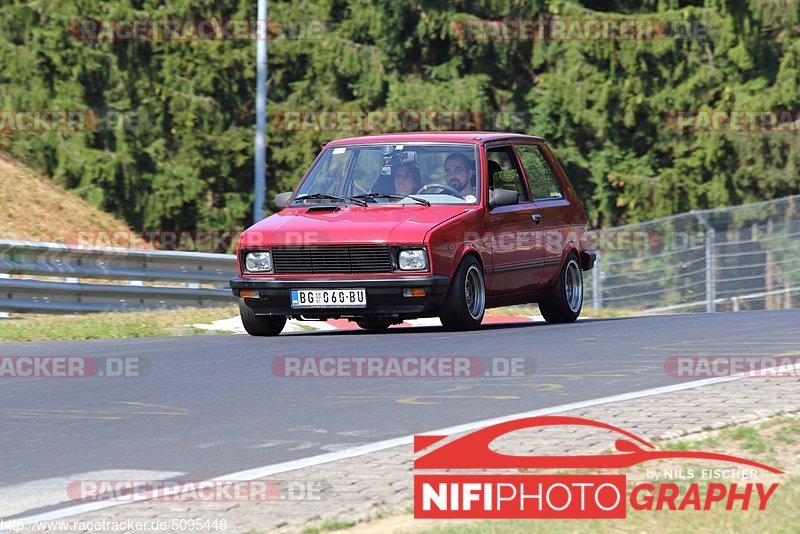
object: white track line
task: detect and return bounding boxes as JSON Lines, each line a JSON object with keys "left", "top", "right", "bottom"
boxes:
{"left": 6, "top": 363, "right": 791, "bottom": 530}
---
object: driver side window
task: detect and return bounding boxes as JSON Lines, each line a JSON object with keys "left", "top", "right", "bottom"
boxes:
{"left": 305, "top": 150, "right": 353, "bottom": 195}
{"left": 349, "top": 149, "right": 382, "bottom": 195}
{"left": 486, "top": 146, "right": 529, "bottom": 203}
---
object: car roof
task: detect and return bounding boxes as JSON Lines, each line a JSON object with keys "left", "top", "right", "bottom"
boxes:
{"left": 325, "top": 132, "right": 545, "bottom": 146}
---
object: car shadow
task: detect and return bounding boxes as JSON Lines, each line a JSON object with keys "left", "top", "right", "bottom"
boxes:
{"left": 284, "top": 315, "right": 640, "bottom": 336}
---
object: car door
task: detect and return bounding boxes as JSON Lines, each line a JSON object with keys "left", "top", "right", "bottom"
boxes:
{"left": 483, "top": 144, "right": 541, "bottom": 296}
{"left": 513, "top": 143, "right": 571, "bottom": 288}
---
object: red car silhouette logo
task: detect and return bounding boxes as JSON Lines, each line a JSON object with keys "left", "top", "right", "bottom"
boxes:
{"left": 414, "top": 415, "right": 782, "bottom": 473}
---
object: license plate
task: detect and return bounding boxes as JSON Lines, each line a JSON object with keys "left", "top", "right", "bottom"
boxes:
{"left": 290, "top": 288, "right": 367, "bottom": 308}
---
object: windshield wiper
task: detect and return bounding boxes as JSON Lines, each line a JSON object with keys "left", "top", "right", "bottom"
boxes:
{"left": 293, "top": 193, "right": 367, "bottom": 207}
{"left": 352, "top": 193, "right": 431, "bottom": 206}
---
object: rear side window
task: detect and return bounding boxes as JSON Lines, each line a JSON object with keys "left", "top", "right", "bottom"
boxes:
{"left": 486, "top": 146, "right": 529, "bottom": 203}
{"left": 515, "top": 145, "right": 563, "bottom": 200}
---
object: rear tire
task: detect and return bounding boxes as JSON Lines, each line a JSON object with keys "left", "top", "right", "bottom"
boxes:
{"left": 356, "top": 320, "right": 391, "bottom": 331}
{"left": 539, "top": 254, "right": 583, "bottom": 324}
{"left": 439, "top": 256, "right": 485, "bottom": 331}
{"left": 239, "top": 300, "right": 286, "bottom": 336}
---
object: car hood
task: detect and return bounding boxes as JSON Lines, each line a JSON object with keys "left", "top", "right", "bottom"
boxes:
{"left": 238, "top": 204, "right": 470, "bottom": 246}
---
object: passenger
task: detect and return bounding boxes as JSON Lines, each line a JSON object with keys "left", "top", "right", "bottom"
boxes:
{"left": 393, "top": 164, "right": 422, "bottom": 196}
{"left": 444, "top": 153, "right": 476, "bottom": 197}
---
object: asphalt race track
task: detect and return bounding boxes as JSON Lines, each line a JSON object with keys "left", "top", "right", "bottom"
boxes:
{"left": 1, "top": 309, "right": 798, "bottom": 517}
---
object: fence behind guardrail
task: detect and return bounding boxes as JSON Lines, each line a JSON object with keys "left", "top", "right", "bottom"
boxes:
{"left": 583, "top": 194, "right": 800, "bottom": 313}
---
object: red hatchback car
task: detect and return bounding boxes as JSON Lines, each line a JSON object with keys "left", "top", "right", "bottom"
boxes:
{"left": 230, "top": 132, "right": 595, "bottom": 335}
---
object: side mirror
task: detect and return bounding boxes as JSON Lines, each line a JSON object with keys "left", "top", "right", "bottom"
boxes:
{"left": 274, "top": 191, "right": 293, "bottom": 210}
{"left": 489, "top": 188, "right": 519, "bottom": 209}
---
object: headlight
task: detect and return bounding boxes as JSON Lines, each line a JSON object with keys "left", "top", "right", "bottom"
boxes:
{"left": 245, "top": 251, "right": 273, "bottom": 272}
{"left": 398, "top": 249, "right": 428, "bottom": 271}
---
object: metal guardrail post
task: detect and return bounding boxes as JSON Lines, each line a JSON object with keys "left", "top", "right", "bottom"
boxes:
{"left": 0, "top": 272, "right": 8, "bottom": 318}
{"left": 592, "top": 254, "right": 602, "bottom": 310}
{"left": 692, "top": 210, "right": 716, "bottom": 313}
{"left": 705, "top": 227, "right": 716, "bottom": 312}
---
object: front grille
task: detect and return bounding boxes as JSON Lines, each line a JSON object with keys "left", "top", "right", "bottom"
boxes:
{"left": 270, "top": 245, "right": 393, "bottom": 274}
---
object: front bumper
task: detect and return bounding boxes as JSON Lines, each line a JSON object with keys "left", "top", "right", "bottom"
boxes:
{"left": 230, "top": 275, "right": 451, "bottom": 318}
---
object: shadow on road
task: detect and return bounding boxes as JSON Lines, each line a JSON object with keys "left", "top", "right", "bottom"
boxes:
{"left": 283, "top": 315, "right": 641, "bottom": 337}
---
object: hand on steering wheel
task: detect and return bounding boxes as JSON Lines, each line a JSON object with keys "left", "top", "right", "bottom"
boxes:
{"left": 416, "top": 183, "right": 463, "bottom": 198}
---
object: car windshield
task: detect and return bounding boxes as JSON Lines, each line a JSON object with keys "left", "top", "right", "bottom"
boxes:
{"left": 292, "top": 143, "right": 481, "bottom": 205}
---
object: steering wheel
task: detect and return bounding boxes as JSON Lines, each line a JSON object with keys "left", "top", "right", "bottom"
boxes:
{"left": 416, "top": 183, "right": 463, "bottom": 198}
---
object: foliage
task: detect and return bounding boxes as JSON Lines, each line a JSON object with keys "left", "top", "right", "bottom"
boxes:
{"left": 0, "top": 0, "right": 798, "bottom": 234}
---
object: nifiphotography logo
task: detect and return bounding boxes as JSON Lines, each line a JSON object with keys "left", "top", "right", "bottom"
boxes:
{"left": 413, "top": 416, "right": 782, "bottom": 519}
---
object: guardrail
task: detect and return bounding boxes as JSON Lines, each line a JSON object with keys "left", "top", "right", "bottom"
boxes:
{"left": 0, "top": 239, "right": 237, "bottom": 313}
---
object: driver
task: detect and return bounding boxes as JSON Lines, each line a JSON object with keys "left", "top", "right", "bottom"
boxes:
{"left": 444, "top": 153, "right": 476, "bottom": 197}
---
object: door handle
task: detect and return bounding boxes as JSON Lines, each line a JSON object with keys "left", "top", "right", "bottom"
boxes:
{"left": 532, "top": 213, "right": 543, "bottom": 224}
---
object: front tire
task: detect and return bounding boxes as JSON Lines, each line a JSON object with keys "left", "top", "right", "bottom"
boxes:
{"left": 439, "top": 256, "right": 485, "bottom": 331}
{"left": 239, "top": 300, "right": 286, "bottom": 336}
{"left": 539, "top": 254, "right": 583, "bottom": 323}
